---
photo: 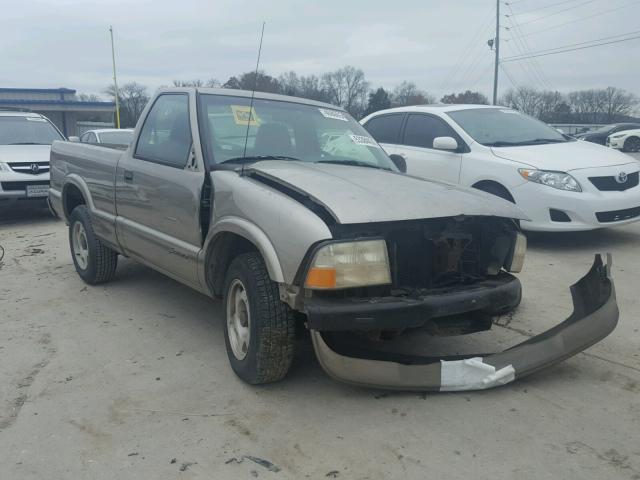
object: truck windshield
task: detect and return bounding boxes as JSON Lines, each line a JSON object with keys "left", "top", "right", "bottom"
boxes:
{"left": 447, "top": 108, "right": 571, "bottom": 147}
{"left": 0, "top": 116, "right": 64, "bottom": 145}
{"left": 198, "top": 94, "right": 396, "bottom": 170}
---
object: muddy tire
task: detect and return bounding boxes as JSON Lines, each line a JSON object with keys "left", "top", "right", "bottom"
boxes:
{"left": 223, "top": 252, "right": 295, "bottom": 384}
{"left": 68, "top": 205, "right": 118, "bottom": 284}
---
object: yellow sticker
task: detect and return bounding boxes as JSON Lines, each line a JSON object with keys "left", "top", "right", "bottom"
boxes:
{"left": 231, "top": 105, "right": 260, "bottom": 126}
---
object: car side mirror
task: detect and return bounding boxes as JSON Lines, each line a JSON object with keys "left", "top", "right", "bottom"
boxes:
{"left": 389, "top": 154, "right": 407, "bottom": 173}
{"left": 433, "top": 136, "right": 458, "bottom": 151}
{"left": 68, "top": 136, "right": 80, "bottom": 142}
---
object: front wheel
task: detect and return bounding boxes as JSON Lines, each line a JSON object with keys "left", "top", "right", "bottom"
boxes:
{"left": 623, "top": 136, "right": 640, "bottom": 153}
{"left": 223, "top": 252, "right": 296, "bottom": 384}
{"left": 68, "top": 205, "right": 118, "bottom": 284}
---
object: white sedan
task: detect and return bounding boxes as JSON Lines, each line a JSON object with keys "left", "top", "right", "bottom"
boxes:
{"left": 361, "top": 105, "right": 640, "bottom": 231}
{"left": 606, "top": 128, "right": 640, "bottom": 153}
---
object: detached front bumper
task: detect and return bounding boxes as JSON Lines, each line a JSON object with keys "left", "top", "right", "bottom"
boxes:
{"left": 311, "top": 254, "right": 618, "bottom": 391}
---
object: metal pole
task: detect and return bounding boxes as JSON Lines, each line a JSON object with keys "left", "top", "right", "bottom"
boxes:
{"left": 109, "top": 25, "right": 121, "bottom": 129}
{"left": 492, "top": 0, "right": 500, "bottom": 105}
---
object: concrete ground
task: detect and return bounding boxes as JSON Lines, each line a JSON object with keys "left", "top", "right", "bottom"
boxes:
{"left": 1, "top": 155, "right": 639, "bottom": 480}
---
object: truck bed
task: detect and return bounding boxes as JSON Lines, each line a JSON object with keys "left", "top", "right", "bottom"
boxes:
{"left": 49, "top": 140, "right": 124, "bottom": 221}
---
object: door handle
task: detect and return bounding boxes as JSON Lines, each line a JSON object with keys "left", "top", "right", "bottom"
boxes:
{"left": 124, "top": 170, "right": 134, "bottom": 181}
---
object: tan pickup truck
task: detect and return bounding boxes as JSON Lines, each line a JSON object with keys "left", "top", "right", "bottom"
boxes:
{"left": 48, "top": 88, "right": 618, "bottom": 391}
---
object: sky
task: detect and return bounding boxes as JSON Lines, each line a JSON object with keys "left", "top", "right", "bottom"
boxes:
{"left": 1, "top": 0, "right": 639, "bottom": 100}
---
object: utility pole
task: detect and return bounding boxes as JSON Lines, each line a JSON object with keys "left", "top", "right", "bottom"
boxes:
{"left": 492, "top": 0, "right": 500, "bottom": 105}
{"left": 109, "top": 25, "right": 121, "bottom": 129}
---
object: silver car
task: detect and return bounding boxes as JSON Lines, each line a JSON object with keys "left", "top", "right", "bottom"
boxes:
{"left": 0, "top": 111, "right": 64, "bottom": 206}
{"left": 49, "top": 88, "right": 618, "bottom": 391}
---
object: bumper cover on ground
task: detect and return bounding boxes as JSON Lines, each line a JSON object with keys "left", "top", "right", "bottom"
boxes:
{"left": 311, "top": 254, "right": 618, "bottom": 391}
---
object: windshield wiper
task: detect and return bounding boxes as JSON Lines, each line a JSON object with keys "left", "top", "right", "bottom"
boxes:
{"left": 219, "top": 155, "right": 302, "bottom": 165}
{"left": 7, "top": 142, "right": 48, "bottom": 145}
{"left": 316, "top": 159, "right": 391, "bottom": 170}
{"left": 485, "top": 138, "right": 567, "bottom": 147}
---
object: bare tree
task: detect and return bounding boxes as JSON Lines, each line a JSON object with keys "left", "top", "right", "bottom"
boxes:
{"left": 104, "top": 82, "right": 150, "bottom": 128}
{"left": 321, "top": 66, "right": 369, "bottom": 117}
{"left": 392, "top": 81, "right": 434, "bottom": 106}
{"left": 501, "top": 87, "right": 543, "bottom": 116}
{"left": 172, "top": 79, "right": 220, "bottom": 88}
{"left": 601, "top": 86, "right": 637, "bottom": 122}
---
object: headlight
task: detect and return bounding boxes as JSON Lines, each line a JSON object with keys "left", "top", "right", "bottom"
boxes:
{"left": 611, "top": 134, "right": 625, "bottom": 139}
{"left": 305, "top": 239, "right": 391, "bottom": 290}
{"left": 0, "top": 162, "right": 11, "bottom": 172}
{"left": 506, "top": 232, "right": 527, "bottom": 273}
{"left": 518, "top": 168, "right": 582, "bottom": 192}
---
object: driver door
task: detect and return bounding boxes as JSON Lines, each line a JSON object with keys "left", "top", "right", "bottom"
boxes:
{"left": 115, "top": 93, "right": 203, "bottom": 287}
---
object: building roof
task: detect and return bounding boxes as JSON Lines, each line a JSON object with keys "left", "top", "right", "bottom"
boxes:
{"left": 0, "top": 87, "right": 76, "bottom": 94}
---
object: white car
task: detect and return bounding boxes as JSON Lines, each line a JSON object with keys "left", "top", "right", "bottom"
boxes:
{"left": 361, "top": 105, "right": 640, "bottom": 231}
{"left": 606, "top": 128, "right": 640, "bottom": 153}
{"left": 76, "top": 128, "right": 134, "bottom": 147}
{"left": 0, "top": 111, "right": 65, "bottom": 206}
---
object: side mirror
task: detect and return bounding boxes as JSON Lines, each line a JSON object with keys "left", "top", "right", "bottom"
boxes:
{"left": 389, "top": 154, "right": 407, "bottom": 173}
{"left": 68, "top": 136, "right": 80, "bottom": 142}
{"left": 433, "top": 136, "right": 458, "bottom": 151}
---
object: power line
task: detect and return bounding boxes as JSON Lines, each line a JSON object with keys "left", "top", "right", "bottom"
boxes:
{"left": 439, "top": 8, "right": 495, "bottom": 90}
{"left": 504, "top": 4, "right": 553, "bottom": 89}
{"left": 512, "top": 0, "right": 640, "bottom": 38}
{"left": 502, "top": 33, "right": 640, "bottom": 61}
{"left": 509, "top": 0, "right": 589, "bottom": 15}
{"left": 513, "top": 0, "right": 601, "bottom": 26}
{"left": 499, "top": 63, "right": 520, "bottom": 89}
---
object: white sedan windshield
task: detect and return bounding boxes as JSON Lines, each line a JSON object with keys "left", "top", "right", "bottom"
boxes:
{"left": 447, "top": 108, "right": 570, "bottom": 147}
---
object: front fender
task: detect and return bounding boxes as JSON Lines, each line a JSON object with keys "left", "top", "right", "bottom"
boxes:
{"left": 200, "top": 216, "right": 285, "bottom": 286}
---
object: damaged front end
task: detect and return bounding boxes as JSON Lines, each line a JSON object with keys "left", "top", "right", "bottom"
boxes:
{"left": 310, "top": 254, "right": 618, "bottom": 391}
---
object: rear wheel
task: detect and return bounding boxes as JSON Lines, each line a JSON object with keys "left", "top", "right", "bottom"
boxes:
{"left": 623, "top": 136, "right": 640, "bottom": 153}
{"left": 223, "top": 252, "right": 296, "bottom": 384}
{"left": 68, "top": 205, "right": 118, "bottom": 284}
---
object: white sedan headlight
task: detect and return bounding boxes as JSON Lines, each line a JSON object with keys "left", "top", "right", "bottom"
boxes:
{"left": 518, "top": 168, "right": 582, "bottom": 192}
{"left": 305, "top": 239, "right": 391, "bottom": 290}
{"left": 0, "top": 162, "right": 11, "bottom": 172}
{"left": 610, "top": 133, "right": 626, "bottom": 139}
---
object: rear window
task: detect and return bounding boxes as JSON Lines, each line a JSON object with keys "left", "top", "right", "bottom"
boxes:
{"left": 0, "top": 116, "right": 64, "bottom": 145}
{"left": 99, "top": 130, "right": 134, "bottom": 146}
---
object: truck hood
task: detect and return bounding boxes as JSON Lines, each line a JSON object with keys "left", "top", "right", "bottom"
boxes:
{"left": 490, "top": 140, "right": 635, "bottom": 171}
{"left": 244, "top": 161, "right": 528, "bottom": 224}
{"left": 0, "top": 144, "right": 52, "bottom": 164}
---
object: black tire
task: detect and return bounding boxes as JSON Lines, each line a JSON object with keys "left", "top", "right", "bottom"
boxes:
{"left": 68, "top": 205, "right": 118, "bottom": 284}
{"left": 474, "top": 182, "right": 515, "bottom": 203}
{"left": 222, "top": 252, "right": 295, "bottom": 384}
{"left": 623, "top": 136, "right": 640, "bottom": 153}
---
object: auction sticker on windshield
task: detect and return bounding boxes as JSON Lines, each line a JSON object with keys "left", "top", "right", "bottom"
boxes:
{"left": 349, "top": 134, "right": 380, "bottom": 148}
{"left": 231, "top": 105, "right": 260, "bottom": 126}
{"left": 319, "top": 108, "right": 348, "bottom": 121}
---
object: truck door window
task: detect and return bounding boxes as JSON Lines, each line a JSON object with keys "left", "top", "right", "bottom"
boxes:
{"left": 135, "top": 94, "right": 192, "bottom": 168}
{"left": 363, "top": 114, "right": 403, "bottom": 144}
{"left": 402, "top": 114, "right": 459, "bottom": 150}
